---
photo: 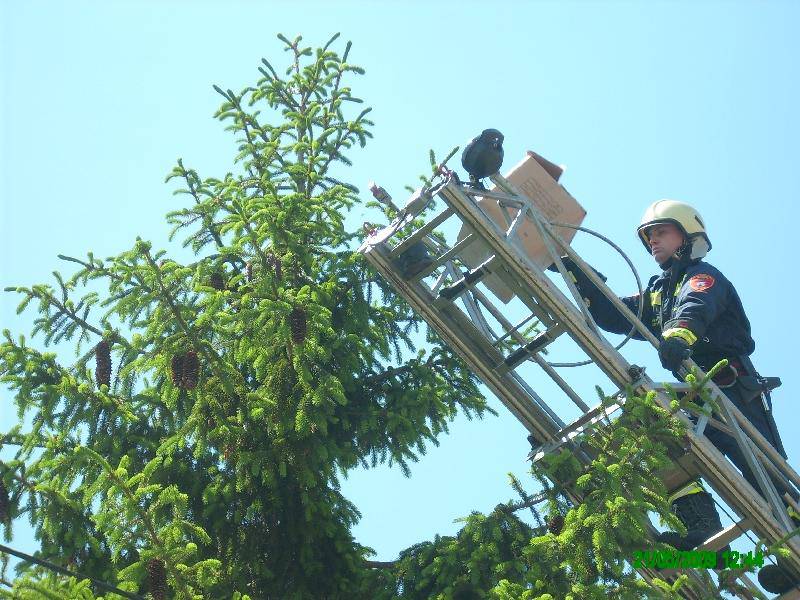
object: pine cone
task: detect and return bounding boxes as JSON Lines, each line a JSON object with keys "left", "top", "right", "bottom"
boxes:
{"left": 182, "top": 351, "right": 199, "bottom": 390}
{"left": 209, "top": 271, "right": 225, "bottom": 291}
{"left": 94, "top": 340, "right": 111, "bottom": 389}
{"left": 288, "top": 308, "right": 307, "bottom": 345}
{"left": 331, "top": 290, "right": 348, "bottom": 331}
{"left": 246, "top": 261, "right": 253, "bottom": 282}
{"left": 452, "top": 582, "right": 480, "bottom": 600}
{"left": 0, "top": 480, "right": 9, "bottom": 522}
{"left": 146, "top": 558, "right": 168, "bottom": 600}
{"left": 583, "top": 560, "right": 600, "bottom": 584}
{"left": 547, "top": 514, "right": 564, "bottom": 535}
{"left": 267, "top": 253, "right": 282, "bottom": 281}
{"left": 170, "top": 354, "right": 184, "bottom": 387}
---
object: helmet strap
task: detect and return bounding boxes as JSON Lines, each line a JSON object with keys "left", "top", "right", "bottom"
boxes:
{"left": 660, "top": 238, "right": 693, "bottom": 271}
{"left": 676, "top": 239, "right": 693, "bottom": 261}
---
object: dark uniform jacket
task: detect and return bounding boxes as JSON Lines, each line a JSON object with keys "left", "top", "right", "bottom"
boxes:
{"left": 569, "top": 258, "right": 755, "bottom": 372}
{"left": 565, "top": 257, "right": 790, "bottom": 460}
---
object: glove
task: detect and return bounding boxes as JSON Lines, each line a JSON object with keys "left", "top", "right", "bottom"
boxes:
{"left": 658, "top": 336, "right": 692, "bottom": 371}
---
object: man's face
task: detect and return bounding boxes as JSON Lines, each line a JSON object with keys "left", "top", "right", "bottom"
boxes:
{"left": 645, "top": 223, "right": 685, "bottom": 265}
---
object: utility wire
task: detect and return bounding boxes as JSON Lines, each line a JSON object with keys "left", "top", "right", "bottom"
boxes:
{"left": 0, "top": 543, "right": 146, "bottom": 600}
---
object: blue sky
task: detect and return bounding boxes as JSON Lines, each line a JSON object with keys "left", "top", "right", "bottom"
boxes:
{"left": 2, "top": 0, "right": 800, "bottom": 584}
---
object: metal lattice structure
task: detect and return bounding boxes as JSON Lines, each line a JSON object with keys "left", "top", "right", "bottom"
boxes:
{"left": 358, "top": 165, "right": 800, "bottom": 598}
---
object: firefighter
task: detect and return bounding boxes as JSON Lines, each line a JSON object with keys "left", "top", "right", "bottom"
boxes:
{"left": 550, "top": 200, "right": 798, "bottom": 593}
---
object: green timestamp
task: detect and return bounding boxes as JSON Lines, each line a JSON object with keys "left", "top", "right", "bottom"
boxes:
{"left": 721, "top": 550, "right": 764, "bottom": 570}
{"left": 633, "top": 549, "right": 717, "bottom": 569}
{"left": 632, "top": 549, "right": 764, "bottom": 570}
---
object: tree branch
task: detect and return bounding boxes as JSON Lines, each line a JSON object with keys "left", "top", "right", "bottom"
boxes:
{"left": 360, "top": 358, "right": 447, "bottom": 387}
{"left": 364, "top": 559, "right": 397, "bottom": 569}
{"left": 138, "top": 246, "right": 248, "bottom": 402}
{"left": 0, "top": 542, "right": 145, "bottom": 600}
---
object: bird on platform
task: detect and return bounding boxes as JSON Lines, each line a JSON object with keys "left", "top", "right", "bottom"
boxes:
{"left": 461, "top": 128, "right": 504, "bottom": 189}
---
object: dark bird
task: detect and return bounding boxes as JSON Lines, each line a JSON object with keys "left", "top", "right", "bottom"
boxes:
{"left": 461, "top": 128, "right": 504, "bottom": 188}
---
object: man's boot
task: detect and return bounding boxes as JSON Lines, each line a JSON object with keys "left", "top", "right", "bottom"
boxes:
{"left": 656, "top": 492, "right": 730, "bottom": 569}
{"left": 757, "top": 504, "right": 800, "bottom": 594}
{"left": 758, "top": 557, "right": 800, "bottom": 595}
{"left": 657, "top": 492, "right": 722, "bottom": 550}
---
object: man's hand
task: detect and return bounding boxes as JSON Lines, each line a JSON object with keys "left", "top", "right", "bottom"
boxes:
{"left": 659, "top": 336, "right": 692, "bottom": 371}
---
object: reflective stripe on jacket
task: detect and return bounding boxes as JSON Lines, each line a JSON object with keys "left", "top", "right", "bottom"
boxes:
{"left": 567, "top": 259, "right": 755, "bottom": 371}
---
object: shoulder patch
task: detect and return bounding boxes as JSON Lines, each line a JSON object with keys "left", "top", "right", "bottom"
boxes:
{"left": 688, "top": 274, "right": 715, "bottom": 292}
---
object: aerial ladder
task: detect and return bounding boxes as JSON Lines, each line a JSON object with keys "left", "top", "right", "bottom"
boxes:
{"left": 358, "top": 150, "right": 800, "bottom": 599}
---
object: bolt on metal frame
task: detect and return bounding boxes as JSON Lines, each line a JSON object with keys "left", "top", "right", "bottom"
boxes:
{"left": 359, "top": 170, "right": 800, "bottom": 598}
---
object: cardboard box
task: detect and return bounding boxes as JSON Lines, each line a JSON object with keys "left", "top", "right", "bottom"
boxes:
{"left": 456, "top": 151, "right": 587, "bottom": 303}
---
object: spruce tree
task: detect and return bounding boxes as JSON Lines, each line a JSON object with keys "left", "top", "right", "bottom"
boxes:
{"left": 0, "top": 33, "right": 490, "bottom": 599}
{"left": 363, "top": 379, "right": 739, "bottom": 600}
{"left": 0, "top": 33, "right": 767, "bottom": 600}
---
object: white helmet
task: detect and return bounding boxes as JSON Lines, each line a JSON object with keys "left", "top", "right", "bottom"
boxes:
{"left": 637, "top": 199, "right": 711, "bottom": 260}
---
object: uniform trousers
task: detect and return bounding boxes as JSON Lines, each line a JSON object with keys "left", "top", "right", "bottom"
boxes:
{"left": 687, "top": 380, "right": 798, "bottom": 505}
